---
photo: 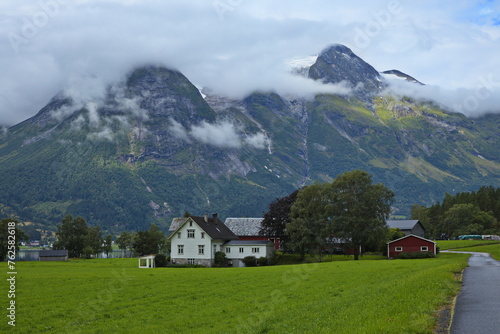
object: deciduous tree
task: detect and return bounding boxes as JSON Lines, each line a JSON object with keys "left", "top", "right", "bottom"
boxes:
{"left": 287, "top": 184, "right": 332, "bottom": 260}
{"left": 328, "top": 170, "right": 394, "bottom": 260}
{"left": 260, "top": 189, "right": 299, "bottom": 250}
{"left": 0, "top": 218, "right": 28, "bottom": 260}
{"left": 54, "top": 215, "right": 88, "bottom": 258}
{"left": 132, "top": 224, "right": 166, "bottom": 256}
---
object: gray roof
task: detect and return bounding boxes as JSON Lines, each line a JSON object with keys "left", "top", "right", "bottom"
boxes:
{"left": 223, "top": 240, "right": 272, "bottom": 246}
{"left": 39, "top": 250, "right": 68, "bottom": 257}
{"left": 386, "top": 220, "right": 421, "bottom": 230}
{"left": 224, "top": 218, "right": 263, "bottom": 236}
{"left": 169, "top": 215, "right": 238, "bottom": 241}
{"left": 169, "top": 217, "right": 189, "bottom": 232}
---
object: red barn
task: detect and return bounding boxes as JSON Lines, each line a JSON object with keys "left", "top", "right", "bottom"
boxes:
{"left": 387, "top": 235, "right": 436, "bottom": 259}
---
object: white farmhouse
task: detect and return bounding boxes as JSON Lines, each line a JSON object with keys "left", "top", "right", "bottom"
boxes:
{"left": 168, "top": 214, "right": 274, "bottom": 267}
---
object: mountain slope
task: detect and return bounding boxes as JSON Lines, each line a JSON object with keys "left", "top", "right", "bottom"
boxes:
{"left": 0, "top": 47, "right": 499, "bottom": 236}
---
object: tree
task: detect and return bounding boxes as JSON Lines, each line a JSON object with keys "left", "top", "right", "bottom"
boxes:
{"left": 0, "top": 218, "right": 29, "bottom": 260}
{"left": 388, "top": 228, "right": 405, "bottom": 241}
{"left": 260, "top": 189, "right": 299, "bottom": 250}
{"left": 116, "top": 231, "right": 134, "bottom": 257}
{"left": 132, "top": 224, "right": 166, "bottom": 256}
{"left": 328, "top": 170, "right": 394, "bottom": 260}
{"left": 103, "top": 234, "right": 113, "bottom": 257}
{"left": 54, "top": 215, "right": 89, "bottom": 258}
{"left": 287, "top": 184, "right": 331, "bottom": 260}
{"left": 86, "top": 225, "right": 104, "bottom": 257}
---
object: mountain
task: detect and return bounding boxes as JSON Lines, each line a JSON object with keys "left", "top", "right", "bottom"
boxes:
{"left": 1, "top": 45, "right": 499, "bottom": 237}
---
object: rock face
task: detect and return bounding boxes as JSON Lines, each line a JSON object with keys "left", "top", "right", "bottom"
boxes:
{"left": 308, "top": 44, "right": 385, "bottom": 98}
{"left": 0, "top": 45, "right": 499, "bottom": 234}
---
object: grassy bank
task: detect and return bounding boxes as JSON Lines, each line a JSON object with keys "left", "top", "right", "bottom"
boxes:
{"left": 436, "top": 240, "right": 500, "bottom": 250}
{"left": 2, "top": 254, "right": 469, "bottom": 334}
{"left": 451, "top": 244, "right": 500, "bottom": 260}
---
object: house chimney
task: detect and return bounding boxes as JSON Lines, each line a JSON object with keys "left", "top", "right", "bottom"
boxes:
{"left": 204, "top": 213, "right": 208, "bottom": 223}
{"left": 212, "top": 213, "right": 218, "bottom": 223}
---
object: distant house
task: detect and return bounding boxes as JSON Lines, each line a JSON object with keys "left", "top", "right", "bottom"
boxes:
{"left": 386, "top": 220, "right": 425, "bottom": 238}
{"left": 224, "top": 218, "right": 280, "bottom": 250}
{"left": 168, "top": 214, "right": 274, "bottom": 267}
{"left": 39, "top": 250, "right": 68, "bottom": 261}
{"left": 387, "top": 235, "right": 436, "bottom": 259}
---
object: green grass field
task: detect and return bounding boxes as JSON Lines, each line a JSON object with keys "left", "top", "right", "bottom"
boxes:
{"left": 451, "top": 244, "right": 500, "bottom": 260}
{"left": 2, "top": 254, "right": 469, "bottom": 334}
{"left": 436, "top": 240, "right": 500, "bottom": 250}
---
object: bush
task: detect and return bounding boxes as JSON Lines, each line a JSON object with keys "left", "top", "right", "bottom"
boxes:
{"left": 258, "top": 257, "right": 268, "bottom": 266}
{"left": 214, "top": 251, "right": 229, "bottom": 267}
{"left": 397, "top": 251, "right": 435, "bottom": 259}
{"left": 242, "top": 256, "right": 257, "bottom": 267}
{"left": 155, "top": 254, "right": 167, "bottom": 267}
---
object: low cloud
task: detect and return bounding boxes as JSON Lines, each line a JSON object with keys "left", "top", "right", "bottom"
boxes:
{"left": 169, "top": 118, "right": 270, "bottom": 149}
{"left": 383, "top": 75, "right": 500, "bottom": 117}
{"left": 1, "top": 1, "right": 500, "bottom": 126}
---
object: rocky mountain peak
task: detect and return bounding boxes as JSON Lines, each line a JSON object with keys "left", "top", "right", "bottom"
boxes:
{"left": 308, "top": 44, "right": 385, "bottom": 98}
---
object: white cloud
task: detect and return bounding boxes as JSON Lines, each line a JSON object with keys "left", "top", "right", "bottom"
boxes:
{"left": 244, "top": 132, "right": 268, "bottom": 150}
{"left": 1, "top": 0, "right": 500, "bottom": 126}
{"left": 383, "top": 74, "right": 500, "bottom": 117}
{"left": 190, "top": 121, "right": 243, "bottom": 148}
{"left": 169, "top": 119, "right": 191, "bottom": 142}
{"left": 169, "top": 118, "right": 269, "bottom": 149}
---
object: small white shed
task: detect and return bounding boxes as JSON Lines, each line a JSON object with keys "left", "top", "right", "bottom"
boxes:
{"left": 138, "top": 255, "right": 156, "bottom": 268}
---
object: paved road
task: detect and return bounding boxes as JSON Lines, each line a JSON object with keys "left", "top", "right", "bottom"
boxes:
{"left": 446, "top": 251, "right": 500, "bottom": 334}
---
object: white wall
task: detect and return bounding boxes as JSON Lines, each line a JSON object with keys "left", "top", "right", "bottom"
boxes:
{"left": 224, "top": 243, "right": 274, "bottom": 260}
{"left": 170, "top": 219, "right": 212, "bottom": 260}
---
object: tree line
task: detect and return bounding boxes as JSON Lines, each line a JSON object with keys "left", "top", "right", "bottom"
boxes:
{"left": 53, "top": 215, "right": 167, "bottom": 258}
{"left": 260, "top": 170, "right": 395, "bottom": 260}
{"left": 411, "top": 186, "right": 500, "bottom": 239}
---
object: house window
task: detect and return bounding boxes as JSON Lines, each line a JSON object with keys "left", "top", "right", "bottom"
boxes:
{"left": 421, "top": 246, "right": 428, "bottom": 251}
{"left": 177, "top": 232, "right": 181, "bottom": 238}
{"left": 252, "top": 247, "right": 260, "bottom": 253}
{"left": 201, "top": 232, "right": 205, "bottom": 239}
{"left": 239, "top": 247, "right": 244, "bottom": 253}
{"left": 198, "top": 245, "right": 205, "bottom": 255}
{"left": 178, "top": 245, "right": 184, "bottom": 255}
{"left": 189, "top": 221, "right": 193, "bottom": 227}
{"left": 226, "top": 247, "right": 231, "bottom": 253}
{"left": 395, "top": 246, "right": 403, "bottom": 252}
{"left": 187, "top": 229, "right": 195, "bottom": 238}
{"left": 213, "top": 245, "right": 217, "bottom": 253}
{"left": 188, "top": 259, "right": 195, "bottom": 265}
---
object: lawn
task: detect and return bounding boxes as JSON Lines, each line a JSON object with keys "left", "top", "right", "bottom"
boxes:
{"left": 451, "top": 244, "right": 500, "bottom": 260}
{"left": 2, "top": 254, "right": 469, "bottom": 334}
{"left": 436, "top": 239, "right": 500, "bottom": 250}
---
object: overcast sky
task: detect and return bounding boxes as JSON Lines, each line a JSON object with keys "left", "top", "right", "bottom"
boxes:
{"left": 1, "top": 0, "right": 500, "bottom": 126}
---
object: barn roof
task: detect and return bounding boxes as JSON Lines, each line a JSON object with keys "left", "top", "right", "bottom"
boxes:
{"left": 39, "top": 250, "right": 68, "bottom": 257}
{"left": 386, "top": 220, "right": 422, "bottom": 230}
{"left": 224, "top": 218, "right": 263, "bottom": 236}
{"left": 387, "top": 234, "right": 436, "bottom": 245}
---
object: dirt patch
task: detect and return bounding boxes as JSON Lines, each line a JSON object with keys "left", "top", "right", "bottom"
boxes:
{"left": 433, "top": 272, "right": 463, "bottom": 333}
{"left": 433, "top": 302, "right": 453, "bottom": 333}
